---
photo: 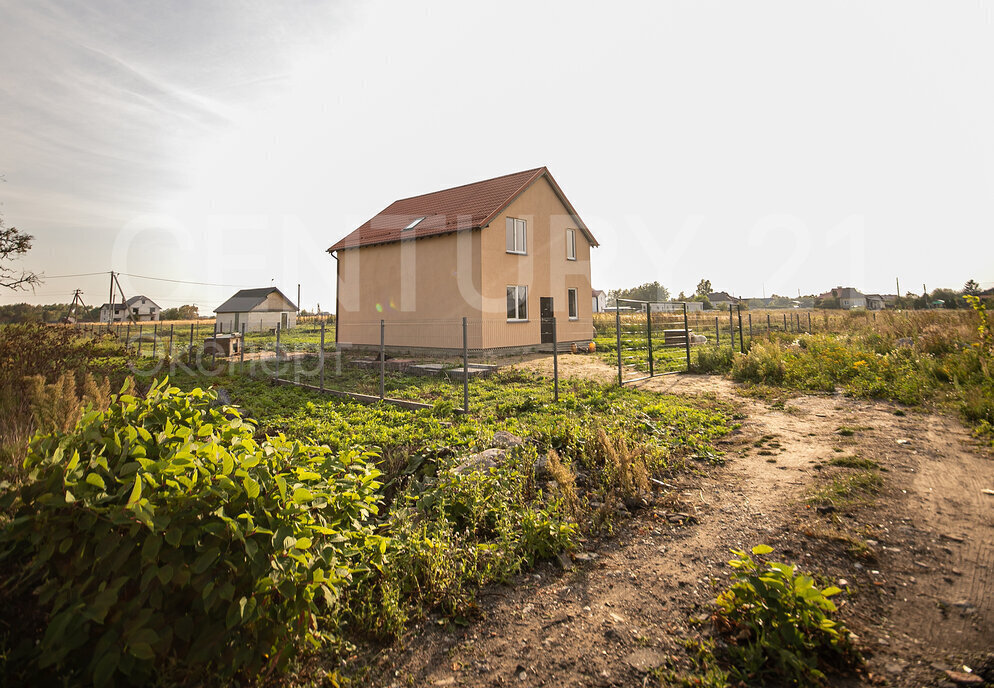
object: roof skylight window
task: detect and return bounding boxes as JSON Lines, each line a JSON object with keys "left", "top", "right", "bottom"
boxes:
{"left": 404, "top": 216, "right": 426, "bottom": 230}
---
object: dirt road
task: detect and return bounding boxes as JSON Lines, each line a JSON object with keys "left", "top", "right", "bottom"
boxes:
{"left": 366, "top": 364, "right": 993, "bottom": 687}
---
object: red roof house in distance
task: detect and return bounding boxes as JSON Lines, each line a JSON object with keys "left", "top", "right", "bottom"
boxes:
{"left": 328, "top": 167, "right": 597, "bottom": 351}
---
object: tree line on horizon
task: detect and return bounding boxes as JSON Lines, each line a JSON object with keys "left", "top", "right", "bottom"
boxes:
{"left": 0, "top": 303, "right": 202, "bottom": 324}
{"left": 606, "top": 278, "right": 990, "bottom": 311}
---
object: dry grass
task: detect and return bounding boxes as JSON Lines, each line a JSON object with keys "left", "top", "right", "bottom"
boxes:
{"left": 592, "top": 427, "right": 650, "bottom": 507}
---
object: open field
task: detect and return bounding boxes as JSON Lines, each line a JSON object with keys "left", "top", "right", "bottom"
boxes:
{"left": 0, "top": 306, "right": 992, "bottom": 686}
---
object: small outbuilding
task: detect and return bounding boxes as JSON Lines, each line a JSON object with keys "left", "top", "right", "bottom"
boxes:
{"left": 214, "top": 287, "right": 297, "bottom": 333}
{"left": 591, "top": 289, "right": 607, "bottom": 313}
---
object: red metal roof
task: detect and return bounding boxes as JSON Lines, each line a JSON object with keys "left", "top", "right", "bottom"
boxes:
{"left": 327, "top": 166, "right": 596, "bottom": 252}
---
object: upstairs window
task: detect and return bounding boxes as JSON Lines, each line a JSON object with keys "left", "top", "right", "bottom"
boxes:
{"left": 568, "top": 288, "right": 578, "bottom": 319}
{"left": 506, "top": 285, "right": 528, "bottom": 321}
{"left": 404, "top": 216, "right": 426, "bottom": 230}
{"left": 505, "top": 218, "right": 527, "bottom": 254}
{"left": 566, "top": 228, "right": 576, "bottom": 260}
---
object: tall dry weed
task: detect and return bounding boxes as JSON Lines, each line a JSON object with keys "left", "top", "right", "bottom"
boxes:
{"left": 544, "top": 449, "right": 581, "bottom": 517}
{"left": 591, "top": 427, "right": 649, "bottom": 507}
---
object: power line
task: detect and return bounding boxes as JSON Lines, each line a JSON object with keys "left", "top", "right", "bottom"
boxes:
{"left": 41, "top": 271, "right": 109, "bottom": 279}
{"left": 118, "top": 272, "right": 252, "bottom": 288}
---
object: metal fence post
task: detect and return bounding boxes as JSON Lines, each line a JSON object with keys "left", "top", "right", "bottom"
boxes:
{"left": 683, "top": 303, "right": 691, "bottom": 371}
{"left": 189, "top": 323, "right": 194, "bottom": 359}
{"left": 211, "top": 322, "right": 218, "bottom": 367}
{"left": 808, "top": 312, "right": 812, "bottom": 331}
{"left": 152, "top": 323, "right": 158, "bottom": 358}
{"left": 738, "top": 306, "right": 745, "bottom": 354}
{"left": 715, "top": 316, "right": 719, "bottom": 346}
{"left": 379, "top": 319, "right": 385, "bottom": 400}
{"left": 462, "top": 316, "right": 469, "bottom": 412}
{"left": 552, "top": 316, "right": 559, "bottom": 402}
{"left": 240, "top": 322, "right": 246, "bottom": 365}
{"left": 783, "top": 313, "right": 788, "bottom": 331}
{"left": 168, "top": 324, "right": 174, "bottom": 362}
{"left": 767, "top": 313, "right": 771, "bottom": 334}
{"left": 126, "top": 322, "right": 132, "bottom": 352}
{"left": 615, "top": 306, "right": 623, "bottom": 385}
{"left": 728, "top": 304, "right": 735, "bottom": 351}
{"left": 645, "top": 303, "right": 654, "bottom": 377}
{"left": 275, "top": 323, "right": 281, "bottom": 381}
{"left": 319, "top": 321, "right": 325, "bottom": 391}
{"left": 748, "top": 313, "right": 753, "bottom": 341}
{"left": 137, "top": 325, "right": 143, "bottom": 356}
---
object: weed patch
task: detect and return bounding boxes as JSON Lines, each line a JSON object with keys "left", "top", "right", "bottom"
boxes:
{"left": 827, "top": 455, "right": 878, "bottom": 470}
{"left": 711, "top": 545, "right": 862, "bottom": 685}
{"left": 808, "top": 470, "right": 883, "bottom": 508}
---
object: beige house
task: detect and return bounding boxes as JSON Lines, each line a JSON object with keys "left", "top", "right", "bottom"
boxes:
{"left": 328, "top": 167, "right": 598, "bottom": 351}
{"left": 214, "top": 288, "right": 297, "bottom": 332}
{"left": 99, "top": 295, "right": 160, "bottom": 323}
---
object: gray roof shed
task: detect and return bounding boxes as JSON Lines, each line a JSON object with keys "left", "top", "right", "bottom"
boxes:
{"left": 214, "top": 288, "right": 297, "bottom": 313}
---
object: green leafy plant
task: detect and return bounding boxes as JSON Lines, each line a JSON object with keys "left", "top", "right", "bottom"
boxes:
{"left": 713, "top": 545, "right": 860, "bottom": 685}
{"left": 0, "top": 379, "right": 386, "bottom": 686}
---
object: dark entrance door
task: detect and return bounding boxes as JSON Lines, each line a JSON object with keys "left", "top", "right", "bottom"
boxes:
{"left": 540, "top": 297, "right": 554, "bottom": 344}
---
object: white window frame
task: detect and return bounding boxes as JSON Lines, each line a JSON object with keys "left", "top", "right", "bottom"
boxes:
{"left": 566, "top": 228, "right": 576, "bottom": 261}
{"left": 505, "top": 217, "right": 527, "bottom": 255}
{"left": 506, "top": 285, "right": 528, "bottom": 322}
{"left": 567, "top": 288, "right": 578, "bottom": 320}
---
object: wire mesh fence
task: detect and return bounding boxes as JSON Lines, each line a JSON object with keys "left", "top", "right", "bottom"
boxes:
{"left": 68, "top": 305, "right": 922, "bottom": 405}
{"left": 76, "top": 314, "right": 596, "bottom": 412}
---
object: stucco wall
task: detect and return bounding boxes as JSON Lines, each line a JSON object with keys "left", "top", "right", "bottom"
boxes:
{"left": 217, "top": 310, "right": 297, "bottom": 333}
{"left": 479, "top": 176, "right": 594, "bottom": 348}
{"left": 336, "top": 231, "right": 484, "bottom": 348}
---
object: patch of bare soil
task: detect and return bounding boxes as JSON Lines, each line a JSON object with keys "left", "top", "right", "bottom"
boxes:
{"left": 511, "top": 352, "right": 618, "bottom": 384}
{"left": 359, "top": 363, "right": 993, "bottom": 688}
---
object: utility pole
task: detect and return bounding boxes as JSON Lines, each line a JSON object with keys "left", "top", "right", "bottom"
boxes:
{"left": 112, "top": 272, "right": 137, "bottom": 324}
{"left": 107, "top": 271, "right": 116, "bottom": 328}
{"left": 896, "top": 277, "right": 900, "bottom": 297}
{"left": 66, "top": 289, "right": 87, "bottom": 323}
{"left": 297, "top": 283, "right": 301, "bottom": 314}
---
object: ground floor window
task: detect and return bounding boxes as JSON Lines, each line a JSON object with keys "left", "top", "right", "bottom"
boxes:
{"left": 568, "top": 288, "right": 578, "bottom": 319}
{"left": 506, "top": 285, "right": 528, "bottom": 321}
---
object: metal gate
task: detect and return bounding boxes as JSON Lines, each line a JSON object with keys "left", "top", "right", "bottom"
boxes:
{"left": 608, "top": 300, "right": 693, "bottom": 384}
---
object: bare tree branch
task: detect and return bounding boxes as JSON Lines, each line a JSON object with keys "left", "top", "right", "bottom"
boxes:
{"left": 0, "top": 216, "right": 41, "bottom": 291}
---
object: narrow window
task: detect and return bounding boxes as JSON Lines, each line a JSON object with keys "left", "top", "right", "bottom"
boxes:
{"left": 568, "top": 288, "right": 578, "bottom": 319}
{"left": 566, "top": 229, "right": 576, "bottom": 260}
{"left": 506, "top": 285, "right": 528, "bottom": 321}
{"left": 505, "top": 218, "right": 527, "bottom": 254}
{"left": 404, "top": 216, "right": 425, "bottom": 230}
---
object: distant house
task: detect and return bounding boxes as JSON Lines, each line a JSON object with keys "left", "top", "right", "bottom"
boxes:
{"left": 592, "top": 289, "right": 607, "bottom": 313}
{"left": 99, "top": 295, "right": 160, "bottom": 323}
{"left": 707, "top": 292, "right": 739, "bottom": 309}
{"left": 864, "top": 294, "right": 885, "bottom": 311}
{"left": 214, "top": 288, "right": 298, "bottom": 332}
{"left": 327, "top": 166, "right": 597, "bottom": 352}
{"left": 824, "top": 287, "right": 867, "bottom": 309}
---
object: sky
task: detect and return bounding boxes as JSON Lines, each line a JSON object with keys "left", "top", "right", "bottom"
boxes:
{"left": 1, "top": 0, "right": 992, "bottom": 311}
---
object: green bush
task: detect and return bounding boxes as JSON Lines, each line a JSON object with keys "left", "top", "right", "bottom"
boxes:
{"left": 732, "top": 339, "right": 787, "bottom": 384}
{"left": 0, "top": 380, "right": 386, "bottom": 686}
{"left": 713, "top": 545, "right": 860, "bottom": 685}
{"left": 690, "top": 346, "right": 735, "bottom": 374}
{"left": 386, "top": 450, "right": 576, "bottom": 620}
